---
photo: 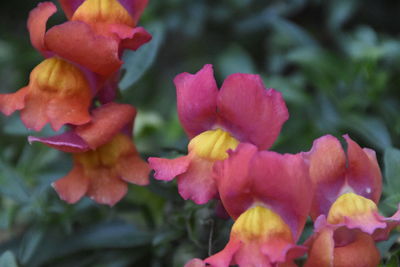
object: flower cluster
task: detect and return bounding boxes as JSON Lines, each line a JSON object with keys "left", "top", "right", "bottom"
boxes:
{"left": 3, "top": 1, "right": 400, "bottom": 266}
{"left": 148, "top": 65, "right": 400, "bottom": 266}
{"left": 0, "top": 0, "right": 152, "bottom": 206}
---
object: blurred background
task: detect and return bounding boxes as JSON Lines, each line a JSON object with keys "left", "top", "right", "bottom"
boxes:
{"left": 1, "top": 0, "right": 400, "bottom": 266}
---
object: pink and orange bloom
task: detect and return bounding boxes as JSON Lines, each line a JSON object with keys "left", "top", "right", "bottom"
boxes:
{"left": 149, "top": 64, "right": 289, "bottom": 204}
{"left": 193, "top": 143, "right": 312, "bottom": 266}
{"left": 30, "top": 0, "right": 151, "bottom": 77}
{"left": 304, "top": 135, "right": 400, "bottom": 266}
{"left": 30, "top": 103, "right": 150, "bottom": 206}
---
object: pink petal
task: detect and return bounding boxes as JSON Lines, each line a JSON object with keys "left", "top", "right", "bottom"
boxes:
{"left": 45, "top": 21, "right": 122, "bottom": 76}
{"left": 27, "top": 2, "right": 57, "bottom": 55}
{"left": 344, "top": 135, "right": 382, "bottom": 203}
{"left": 111, "top": 25, "right": 152, "bottom": 51}
{"left": 28, "top": 131, "right": 90, "bottom": 153}
{"left": 217, "top": 74, "right": 288, "bottom": 149}
{"left": 149, "top": 156, "right": 191, "bottom": 181}
{"left": 175, "top": 64, "right": 218, "bottom": 138}
{"left": 306, "top": 135, "right": 347, "bottom": 220}
{"left": 184, "top": 259, "right": 206, "bottom": 267}
{"left": 52, "top": 165, "right": 89, "bottom": 204}
{"left": 177, "top": 155, "right": 217, "bottom": 204}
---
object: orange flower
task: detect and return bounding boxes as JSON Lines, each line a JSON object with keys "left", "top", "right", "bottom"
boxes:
{"left": 0, "top": 57, "right": 92, "bottom": 131}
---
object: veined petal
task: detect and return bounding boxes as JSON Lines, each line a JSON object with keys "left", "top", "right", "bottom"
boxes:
{"left": 175, "top": 64, "right": 218, "bottom": 138}
{"left": 344, "top": 135, "right": 382, "bottom": 203}
{"left": 45, "top": 21, "right": 122, "bottom": 76}
{"left": 116, "top": 26, "right": 152, "bottom": 51}
{"left": 52, "top": 164, "right": 89, "bottom": 204}
{"left": 217, "top": 74, "right": 288, "bottom": 149}
{"left": 28, "top": 2, "right": 57, "bottom": 55}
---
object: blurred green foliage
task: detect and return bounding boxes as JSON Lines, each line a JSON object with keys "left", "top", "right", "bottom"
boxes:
{"left": 1, "top": 0, "right": 400, "bottom": 266}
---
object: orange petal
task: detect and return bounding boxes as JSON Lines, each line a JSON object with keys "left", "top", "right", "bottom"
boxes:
{"left": 53, "top": 164, "right": 89, "bottom": 204}
{"left": 0, "top": 86, "right": 29, "bottom": 115}
{"left": 86, "top": 168, "right": 128, "bottom": 206}
{"left": 305, "top": 227, "right": 334, "bottom": 267}
{"left": 27, "top": 2, "right": 57, "bottom": 54}
{"left": 20, "top": 91, "right": 50, "bottom": 131}
{"left": 75, "top": 103, "right": 136, "bottom": 149}
{"left": 117, "top": 153, "right": 150, "bottom": 186}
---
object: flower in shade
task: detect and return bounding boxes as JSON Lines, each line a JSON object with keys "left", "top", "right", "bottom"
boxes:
{"left": 202, "top": 143, "right": 312, "bottom": 266}
{"left": 29, "top": 103, "right": 150, "bottom": 206}
{"left": 149, "top": 65, "right": 289, "bottom": 204}
{"left": 303, "top": 134, "right": 400, "bottom": 267}
{"left": 0, "top": 57, "right": 92, "bottom": 131}
{"left": 29, "top": 0, "right": 151, "bottom": 78}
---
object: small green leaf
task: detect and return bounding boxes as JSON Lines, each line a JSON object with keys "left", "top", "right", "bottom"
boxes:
{"left": 0, "top": 251, "right": 18, "bottom": 267}
{"left": 384, "top": 147, "right": 400, "bottom": 195}
{"left": 18, "top": 228, "right": 44, "bottom": 265}
{"left": 119, "top": 22, "right": 165, "bottom": 90}
{"left": 217, "top": 45, "right": 255, "bottom": 78}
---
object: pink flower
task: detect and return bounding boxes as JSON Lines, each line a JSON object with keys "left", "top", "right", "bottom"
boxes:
{"left": 303, "top": 135, "right": 400, "bottom": 266}
{"left": 149, "top": 65, "right": 289, "bottom": 204}
{"left": 204, "top": 143, "right": 312, "bottom": 266}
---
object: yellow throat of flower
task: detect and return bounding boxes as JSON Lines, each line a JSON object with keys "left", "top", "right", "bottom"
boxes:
{"left": 188, "top": 128, "right": 239, "bottom": 161}
{"left": 232, "top": 205, "right": 293, "bottom": 243}
{"left": 327, "top": 192, "right": 378, "bottom": 225}
{"left": 32, "top": 57, "right": 89, "bottom": 96}
{"left": 75, "top": 134, "right": 132, "bottom": 168}
{"left": 72, "top": 0, "right": 135, "bottom": 27}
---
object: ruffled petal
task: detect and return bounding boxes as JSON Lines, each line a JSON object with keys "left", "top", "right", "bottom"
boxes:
{"left": 28, "top": 131, "right": 90, "bottom": 153}
{"left": 177, "top": 154, "right": 216, "bottom": 204}
{"left": 149, "top": 156, "right": 191, "bottom": 181}
{"left": 344, "top": 135, "right": 382, "bottom": 203}
{"left": 86, "top": 168, "right": 128, "bottom": 206}
{"left": 205, "top": 236, "right": 241, "bottom": 267}
{"left": 75, "top": 103, "right": 136, "bottom": 149}
{"left": 27, "top": 2, "right": 57, "bottom": 55}
{"left": 0, "top": 86, "right": 29, "bottom": 116}
{"left": 45, "top": 21, "right": 122, "bottom": 76}
{"left": 20, "top": 91, "right": 50, "bottom": 131}
{"left": 118, "top": 0, "right": 148, "bottom": 24}
{"left": 58, "top": 0, "right": 85, "bottom": 19}
{"left": 52, "top": 164, "right": 89, "bottom": 204}
{"left": 175, "top": 64, "right": 218, "bottom": 138}
{"left": 306, "top": 135, "right": 347, "bottom": 219}
{"left": 117, "top": 153, "right": 150, "bottom": 185}
{"left": 217, "top": 74, "right": 288, "bottom": 149}
{"left": 111, "top": 25, "right": 152, "bottom": 51}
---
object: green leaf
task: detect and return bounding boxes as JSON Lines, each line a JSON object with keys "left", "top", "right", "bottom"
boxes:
{"left": 0, "top": 251, "right": 18, "bottom": 267}
{"left": 18, "top": 228, "right": 44, "bottom": 265}
{"left": 384, "top": 147, "right": 400, "bottom": 195}
{"left": 0, "top": 161, "right": 29, "bottom": 203}
{"left": 119, "top": 22, "right": 165, "bottom": 90}
{"left": 216, "top": 45, "right": 255, "bottom": 78}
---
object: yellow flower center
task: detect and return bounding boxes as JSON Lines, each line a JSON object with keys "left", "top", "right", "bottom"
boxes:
{"left": 72, "top": 0, "right": 135, "bottom": 27}
{"left": 188, "top": 128, "right": 239, "bottom": 161}
{"left": 32, "top": 57, "right": 89, "bottom": 96}
{"left": 75, "top": 134, "right": 132, "bottom": 168}
{"left": 327, "top": 192, "right": 378, "bottom": 225}
{"left": 232, "top": 205, "right": 293, "bottom": 242}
